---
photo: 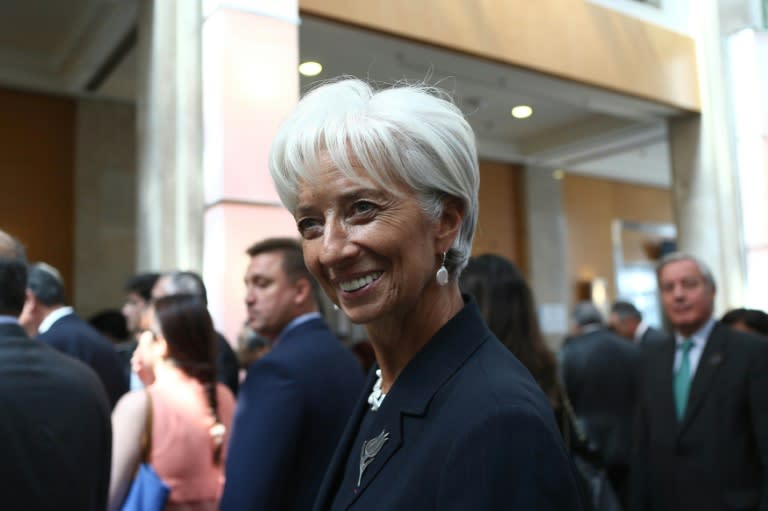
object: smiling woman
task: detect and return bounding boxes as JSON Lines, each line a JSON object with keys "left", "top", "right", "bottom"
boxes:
{"left": 267, "top": 78, "right": 584, "bottom": 510}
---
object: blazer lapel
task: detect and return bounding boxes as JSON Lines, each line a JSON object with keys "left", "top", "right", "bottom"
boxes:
{"left": 679, "top": 323, "right": 726, "bottom": 435}
{"left": 340, "top": 401, "right": 405, "bottom": 509}
{"left": 340, "top": 298, "right": 490, "bottom": 510}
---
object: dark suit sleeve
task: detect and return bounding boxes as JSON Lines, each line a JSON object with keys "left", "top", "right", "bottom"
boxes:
{"left": 216, "top": 334, "right": 240, "bottom": 396}
{"left": 629, "top": 390, "right": 649, "bottom": 511}
{"left": 221, "top": 359, "right": 303, "bottom": 510}
{"left": 436, "top": 404, "right": 583, "bottom": 510}
{"left": 749, "top": 341, "right": 768, "bottom": 511}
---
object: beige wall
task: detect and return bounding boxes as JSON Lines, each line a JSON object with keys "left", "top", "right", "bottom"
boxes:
{"left": 74, "top": 99, "right": 137, "bottom": 317}
{"left": 0, "top": 87, "right": 75, "bottom": 301}
{"left": 562, "top": 174, "right": 673, "bottom": 304}
{"left": 474, "top": 160, "right": 526, "bottom": 273}
{"left": 300, "top": 0, "right": 699, "bottom": 111}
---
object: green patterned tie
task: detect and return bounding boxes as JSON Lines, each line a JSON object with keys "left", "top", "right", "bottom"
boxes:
{"left": 674, "top": 338, "right": 694, "bottom": 421}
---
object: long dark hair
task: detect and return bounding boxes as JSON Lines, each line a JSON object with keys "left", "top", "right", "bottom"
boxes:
{"left": 153, "top": 294, "right": 224, "bottom": 464}
{"left": 460, "top": 254, "right": 558, "bottom": 403}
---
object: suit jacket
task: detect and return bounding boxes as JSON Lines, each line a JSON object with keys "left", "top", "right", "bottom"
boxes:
{"left": 37, "top": 312, "right": 128, "bottom": 408}
{"left": 639, "top": 326, "right": 668, "bottom": 346}
{"left": 630, "top": 322, "right": 768, "bottom": 511}
{"left": 560, "top": 327, "right": 641, "bottom": 469}
{"left": 216, "top": 331, "right": 240, "bottom": 396}
{"left": 221, "top": 317, "right": 364, "bottom": 511}
{"left": 0, "top": 322, "right": 112, "bottom": 510}
{"left": 313, "top": 299, "right": 584, "bottom": 511}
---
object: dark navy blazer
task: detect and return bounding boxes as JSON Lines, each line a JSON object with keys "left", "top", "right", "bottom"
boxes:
{"left": 221, "top": 317, "right": 364, "bottom": 511}
{"left": 37, "top": 312, "right": 128, "bottom": 408}
{"left": 314, "top": 299, "right": 584, "bottom": 511}
{"left": 630, "top": 322, "right": 768, "bottom": 511}
{"left": 0, "top": 322, "right": 112, "bottom": 510}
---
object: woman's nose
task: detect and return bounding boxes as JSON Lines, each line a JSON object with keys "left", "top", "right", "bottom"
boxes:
{"left": 319, "top": 219, "right": 356, "bottom": 266}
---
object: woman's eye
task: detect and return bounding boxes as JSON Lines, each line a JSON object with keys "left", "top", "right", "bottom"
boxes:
{"left": 297, "top": 218, "right": 322, "bottom": 238}
{"left": 351, "top": 201, "right": 376, "bottom": 216}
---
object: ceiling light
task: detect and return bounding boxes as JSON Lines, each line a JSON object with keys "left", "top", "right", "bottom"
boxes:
{"left": 510, "top": 105, "right": 533, "bottom": 119}
{"left": 552, "top": 169, "right": 565, "bottom": 180}
{"left": 298, "top": 61, "right": 323, "bottom": 77}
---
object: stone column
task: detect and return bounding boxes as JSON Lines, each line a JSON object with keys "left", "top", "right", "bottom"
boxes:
{"left": 524, "top": 167, "right": 570, "bottom": 350}
{"left": 135, "top": 0, "right": 204, "bottom": 272}
{"left": 667, "top": 0, "right": 747, "bottom": 313}
{"left": 201, "top": 0, "right": 298, "bottom": 342}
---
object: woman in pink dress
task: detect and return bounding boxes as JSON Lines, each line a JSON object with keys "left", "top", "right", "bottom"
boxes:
{"left": 108, "top": 294, "right": 235, "bottom": 511}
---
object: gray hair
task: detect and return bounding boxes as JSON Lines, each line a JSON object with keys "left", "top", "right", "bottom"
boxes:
{"left": 156, "top": 271, "right": 208, "bottom": 304}
{"left": 656, "top": 252, "right": 716, "bottom": 291}
{"left": 573, "top": 301, "right": 604, "bottom": 327}
{"left": 27, "top": 262, "right": 66, "bottom": 306}
{"left": 268, "top": 78, "right": 480, "bottom": 278}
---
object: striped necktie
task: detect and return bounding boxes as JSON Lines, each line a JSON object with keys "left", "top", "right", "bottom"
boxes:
{"left": 674, "top": 338, "right": 694, "bottom": 421}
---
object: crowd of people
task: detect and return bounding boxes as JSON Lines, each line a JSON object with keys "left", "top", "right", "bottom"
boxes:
{"left": 1, "top": 77, "right": 766, "bottom": 511}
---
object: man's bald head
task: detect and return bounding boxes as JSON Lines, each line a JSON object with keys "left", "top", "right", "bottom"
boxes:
{"left": 0, "top": 230, "right": 25, "bottom": 260}
{"left": 0, "top": 230, "right": 28, "bottom": 316}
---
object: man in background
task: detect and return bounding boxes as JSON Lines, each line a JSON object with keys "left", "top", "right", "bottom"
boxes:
{"left": 20, "top": 262, "right": 127, "bottom": 408}
{"left": 560, "top": 301, "right": 640, "bottom": 507}
{"left": 609, "top": 300, "right": 668, "bottom": 345}
{"left": 222, "top": 237, "right": 363, "bottom": 511}
{"left": 0, "top": 230, "right": 111, "bottom": 510}
{"left": 630, "top": 253, "right": 768, "bottom": 511}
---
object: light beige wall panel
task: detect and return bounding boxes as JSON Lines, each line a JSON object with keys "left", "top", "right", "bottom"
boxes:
{"left": 74, "top": 99, "right": 137, "bottom": 318}
{"left": 563, "top": 175, "right": 673, "bottom": 305}
{"left": 300, "top": 0, "right": 700, "bottom": 111}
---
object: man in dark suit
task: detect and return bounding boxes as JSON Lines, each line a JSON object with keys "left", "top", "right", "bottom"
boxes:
{"left": 221, "top": 237, "right": 364, "bottom": 511}
{"left": 630, "top": 252, "right": 768, "bottom": 511}
{"left": 147, "top": 270, "right": 240, "bottom": 395}
{"left": 0, "top": 230, "right": 112, "bottom": 510}
{"left": 19, "top": 262, "right": 128, "bottom": 408}
{"left": 609, "top": 300, "right": 668, "bottom": 345}
{"left": 560, "top": 301, "right": 641, "bottom": 506}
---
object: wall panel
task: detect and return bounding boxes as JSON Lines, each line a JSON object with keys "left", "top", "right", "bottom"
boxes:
{"left": 0, "top": 87, "right": 75, "bottom": 300}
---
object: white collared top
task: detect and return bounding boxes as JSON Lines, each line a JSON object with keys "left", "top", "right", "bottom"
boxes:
{"left": 673, "top": 318, "right": 716, "bottom": 378}
{"left": 38, "top": 306, "right": 74, "bottom": 334}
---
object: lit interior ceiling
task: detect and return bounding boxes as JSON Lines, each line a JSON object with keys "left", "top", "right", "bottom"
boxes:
{"left": 0, "top": 1, "right": 680, "bottom": 187}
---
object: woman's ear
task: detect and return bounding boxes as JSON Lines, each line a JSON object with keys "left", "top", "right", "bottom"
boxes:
{"left": 435, "top": 197, "right": 465, "bottom": 253}
{"left": 155, "top": 336, "right": 169, "bottom": 360}
{"left": 293, "top": 277, "right": 313, "bottom": 306}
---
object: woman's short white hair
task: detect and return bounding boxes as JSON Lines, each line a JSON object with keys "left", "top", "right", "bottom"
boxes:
{"left": 268, "top": 78, "right": 480, "bottom": 278}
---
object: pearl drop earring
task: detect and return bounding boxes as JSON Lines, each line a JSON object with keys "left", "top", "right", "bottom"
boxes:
{"left": 436, "top": 252, "right": 449, "bottom": 286}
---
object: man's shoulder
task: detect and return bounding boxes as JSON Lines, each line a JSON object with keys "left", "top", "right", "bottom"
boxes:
{"left": 711, "top": 321, "right": 768, "bottom": 353}
{"left": 0, "top": 335, "right": 109, "bottom": 400}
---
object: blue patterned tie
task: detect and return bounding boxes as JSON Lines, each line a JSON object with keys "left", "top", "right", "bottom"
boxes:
{"left": 674, "top": 339, "right": 694, "bottom": 421}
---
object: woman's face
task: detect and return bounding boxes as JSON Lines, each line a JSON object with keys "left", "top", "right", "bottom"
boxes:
{"left": 295, "top": 159, "right": 445, "bottom": 326}
{"left": 132, "top": 308, "right": 164, "bottom": 380}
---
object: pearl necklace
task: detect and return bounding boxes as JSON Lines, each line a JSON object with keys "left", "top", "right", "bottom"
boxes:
{"left": 367, "top": 369, "right": 387, "bottom": 411}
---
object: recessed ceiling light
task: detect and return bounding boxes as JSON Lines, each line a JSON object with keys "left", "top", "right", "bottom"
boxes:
{"left": 298, "top": 61, "right": 323, "bottom": 77}
{"left": 510, "top": 105, "right": 533, "bottom": 119}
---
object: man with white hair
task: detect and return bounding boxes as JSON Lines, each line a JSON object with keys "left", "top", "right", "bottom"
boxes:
{"left": 630, "top": 252, "right": 768, "bottom": 511}
{"left": 20, "top": 261, "right": 127, "bottom": 408}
